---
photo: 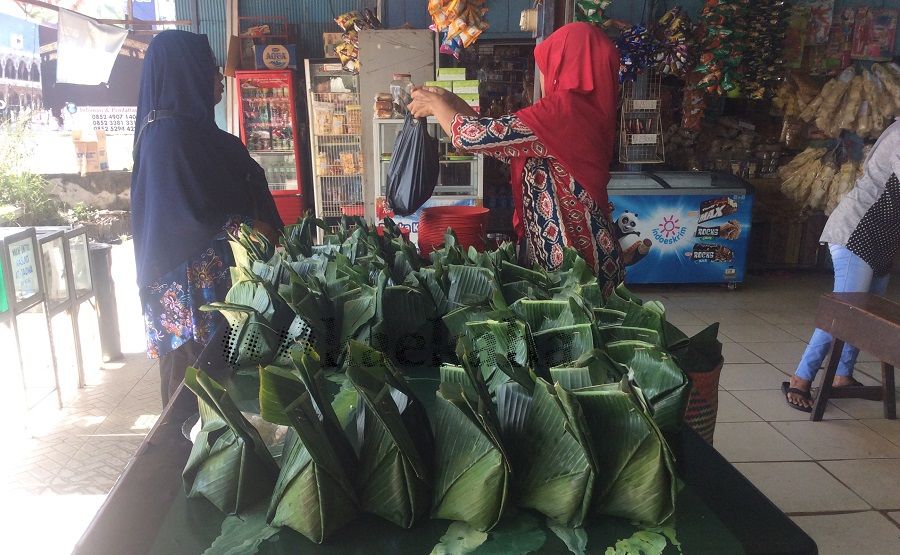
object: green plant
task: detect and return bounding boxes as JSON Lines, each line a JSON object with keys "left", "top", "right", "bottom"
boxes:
{"left": 68, "top": 202, "right": 100, "bottom": 224}
{"left": 0, "top": 118, "right": 63, "bottom": 226}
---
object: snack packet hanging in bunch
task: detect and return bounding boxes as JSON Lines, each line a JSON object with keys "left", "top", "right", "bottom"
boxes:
{"left": 575, "top": 0, "right": 613, "bottom": 26}
{"left": 653, "top": 6, "right": 695, "bottom": 77}
{"left": 741, "top": 0, "right": 791, "bottom": 100}
{"left": 429, "top": 0, "right": 489, "bottom": 59}
{"left": 681, "top": 74, "right": 707, "bottom": 131}
{"left": 333, "top": 10, "right": 380, "bottom": 73}
{"left": 616, "top": 25, "right": 660, "bottom": 83}
{"left": 691, "top": 0, "right": 750, "bottom": 95}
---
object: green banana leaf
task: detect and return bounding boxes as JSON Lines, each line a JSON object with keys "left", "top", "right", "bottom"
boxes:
{"left": 464, "top": 319, "right": 535, "bottom": 394}
{"left": 594, "top": 308, "right": 627, "bottom": 329}
{"left": 531, "top": 323, "right": 596, "bottom": 369}
{"left": 182, "top": 367, "right": 278, "bottom": 515}
{"left": 600, "top": 326, "right": 662, "bottom": 346}
{"left": 499, "top": 260, "right": 553, "bottom": 290}
{"left": 259, "top": 362, "right": 358, "bottom": 544}
{"left": 447, "top": 264, "right": 496, "bottom": 309}
{"left": 668, "top": 323, "right": 724, "bottom": 375}
{"left": 556, "top": 379, "right": 676, "bottom": 525}
{"left": 431, "top": 382, "right": 510, "bottom": 531}
{"left": 281, "top": 211, "right": 325, "bottom": 259}
{"left": 511, "top": 378, "right": 597, "bottom": 527}
{"left": 606, "top": 341, "right": 691, "bottom": 434}
{"left": 202, "top": 280, "right": 296, "bottom": 368}
{"left": 549, "top": 350, "right": 623, "bottom": 391}
{"left": 344, "top": 341, "right": 433, "bottom": 528}
{"left": 510, "top": 299, "right": 575, "bottom": 332}
{"left": 266, "top": 314, "right": 314, "bottom": 368}
{"left": 614, "top": 283, "right": 644, "bottom": 305}
{"left": 229, "top": 224, "right": 276, "bottom": 276}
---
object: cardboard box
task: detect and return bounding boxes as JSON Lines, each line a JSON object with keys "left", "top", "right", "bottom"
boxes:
{"left": 456, "top": 93, "right": 480, "bottom": 107}
{"left": 424, "top": 81, "right": 445, "bottom": 89}
{"left": 224, "top": 35, "right": 259, "bottom": 76}
{"left": 452, "top": 80, "right": 479, "bottom": 94}
{"left": 253, "top": 44, "right": 297, "bottom": 70}
{"left": 437, "top": 67, "right": 466, "bottom": 81}
{"left": 72, "top": 130, "right": 108, "bottom": 175}
{"left": 323, "top": 33, "right": 344, "bottom": 58}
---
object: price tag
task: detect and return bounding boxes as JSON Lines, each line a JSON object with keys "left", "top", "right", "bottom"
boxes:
{"left": 630, "top": 133, "right": 658, "bottom": 145}
{"left": 632, "top": 99, "right": 658, "bottom": 110}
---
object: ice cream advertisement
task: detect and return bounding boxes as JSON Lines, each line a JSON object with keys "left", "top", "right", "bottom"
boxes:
{"left": 608, "top": 193, "right": 753, "bottom": 284}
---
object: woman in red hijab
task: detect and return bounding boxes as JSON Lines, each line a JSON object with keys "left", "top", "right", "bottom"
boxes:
{"left": 409, "top": 23, "right": 624, "bottom": 296}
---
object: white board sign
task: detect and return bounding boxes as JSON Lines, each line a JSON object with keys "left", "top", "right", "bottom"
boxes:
{"left": 630, "top": 133, "right": 659, "bottom": 145}
{"left": 76, "top": 106, "right": 137, "bottom": 134}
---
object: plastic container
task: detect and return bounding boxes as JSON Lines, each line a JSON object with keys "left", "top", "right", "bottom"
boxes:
{"left": 418, "top": 206, "right": 490, "bottom": 254}
{"left": 390, "top": 73, "right": 413, "bottom": 117}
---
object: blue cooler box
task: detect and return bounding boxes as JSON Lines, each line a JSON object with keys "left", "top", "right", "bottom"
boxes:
{"left": 607, "top": 171, "right": 754, "bottom": 285}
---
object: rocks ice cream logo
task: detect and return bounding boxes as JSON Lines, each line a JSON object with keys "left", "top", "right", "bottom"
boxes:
{"left": 652, "top": 214, "right": 687, "bottom": 245}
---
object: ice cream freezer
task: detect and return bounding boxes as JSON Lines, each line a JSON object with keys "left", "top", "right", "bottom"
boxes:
{"left": 607, "top": 171, "right": 754, "bottom": 286}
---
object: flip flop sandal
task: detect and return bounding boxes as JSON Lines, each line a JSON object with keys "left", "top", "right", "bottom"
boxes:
{"left": 833, "top": 376, "right": 865, "bottom": 388}
{"left": 781, "top": 381, "right": 813, "bottom": 413}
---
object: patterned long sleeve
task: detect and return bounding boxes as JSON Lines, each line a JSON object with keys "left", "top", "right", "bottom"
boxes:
{"left": 450, "top": 114, "right": 551, "bottom": 162}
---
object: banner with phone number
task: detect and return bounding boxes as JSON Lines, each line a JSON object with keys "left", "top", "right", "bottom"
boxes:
{"left": 608, "top": 193, "right": 753, "bottom": 285}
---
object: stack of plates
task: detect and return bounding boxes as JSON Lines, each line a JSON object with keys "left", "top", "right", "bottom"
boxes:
{"left": 418, "top": 206, "right": 490, "bottom": 254}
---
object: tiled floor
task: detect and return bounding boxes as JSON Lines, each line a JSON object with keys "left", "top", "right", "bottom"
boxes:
{"left": 650, "top": 276, "right": 900, "bottom": 555}
{"left": 3, "top": 243, "right": 900, "bottom": 554}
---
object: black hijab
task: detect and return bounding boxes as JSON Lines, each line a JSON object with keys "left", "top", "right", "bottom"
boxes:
{"left": 131, "top": 30, "right": 282, "bottom": 287}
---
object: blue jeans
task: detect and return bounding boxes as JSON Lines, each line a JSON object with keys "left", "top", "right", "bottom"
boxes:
{"left": 794, "top": 245, "right": 891, "bottom": 382}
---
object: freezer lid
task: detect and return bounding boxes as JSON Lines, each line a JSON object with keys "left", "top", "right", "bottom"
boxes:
{"left": 608, "top": 171, "right": 752, "bottom": 193}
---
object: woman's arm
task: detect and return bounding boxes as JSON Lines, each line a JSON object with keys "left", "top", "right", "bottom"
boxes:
{"left": 409, "top": 88, "right": 545, "bottom": 162}
{"left": 408, "top": 87, "right": 477, "bottom": 135}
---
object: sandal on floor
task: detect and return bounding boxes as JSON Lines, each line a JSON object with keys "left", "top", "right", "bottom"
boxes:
{"left": 833, "top": 376, "right": 865, "bottom": 388}
{"left": 781, "top": 381, "right": 813, "bottom": 413}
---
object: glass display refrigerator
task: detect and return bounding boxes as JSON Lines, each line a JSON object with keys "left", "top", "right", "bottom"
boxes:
{"left": 304, "top": 59, "right": 364, "bottom": 230}
{"left": 607, "top": 171, "right": 754, "bottom": 287}
{"left": 235, "top": 70, "right": 305, "bottom": 225}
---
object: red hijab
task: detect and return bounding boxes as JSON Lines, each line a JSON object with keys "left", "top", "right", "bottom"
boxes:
{"left": 510, "top": 23, "right": 619, "bottom": 238}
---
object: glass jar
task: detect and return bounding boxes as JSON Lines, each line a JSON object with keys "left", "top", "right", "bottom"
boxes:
{"left": 390, "top": 73, "right": 413, "bottom": 117}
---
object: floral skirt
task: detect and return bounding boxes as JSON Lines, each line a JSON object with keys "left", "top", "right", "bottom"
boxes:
{"left": 520, "top": 158, "right": 624, "bottom": 297}
{"left": 140, "top": 241, "right": 233, "bottom": 359}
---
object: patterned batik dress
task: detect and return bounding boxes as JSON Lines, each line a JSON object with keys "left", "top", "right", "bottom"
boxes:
{"left": 140, "top": 216, "right": 247, "bottom": 358}
{"left": 451, "top": 114, "right": 624, "bottom": 296}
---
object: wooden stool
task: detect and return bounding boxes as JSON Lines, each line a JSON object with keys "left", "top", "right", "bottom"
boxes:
{"left": 812, "top": 293, "right": 898, "bottom": 422}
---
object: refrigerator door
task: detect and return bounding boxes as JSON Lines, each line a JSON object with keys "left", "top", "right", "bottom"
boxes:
{"left": 236, "top": 71, "right": 300, "bottom": 192}
{"left": 236, "top": 70, "right": 305, "bottom": 224}
{"left": 608, "top": 171, "right": 753, "bottom": 285}
{"left": 305, "top": 59, "right": 364, "bottom": 225}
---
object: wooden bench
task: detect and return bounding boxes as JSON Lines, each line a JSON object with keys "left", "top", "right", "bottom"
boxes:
{"left": 812, "top": 293, "right": 898, "bottom": 422}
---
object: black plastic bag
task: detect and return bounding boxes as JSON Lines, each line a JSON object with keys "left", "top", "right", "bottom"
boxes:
{"left": 386, "top": 114, "right": 440, "bottom": 216}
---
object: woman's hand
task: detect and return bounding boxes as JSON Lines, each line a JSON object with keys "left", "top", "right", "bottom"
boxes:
{"left": 408, "top": 86, "right": 479, "bottom": 135}
{"left": 408, "top": 87, "right": 450, "bottom": 118}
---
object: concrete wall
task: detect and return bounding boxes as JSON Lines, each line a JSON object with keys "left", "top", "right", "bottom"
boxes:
{"left": 43, "top": 171, "right": 132, "bottom": 210}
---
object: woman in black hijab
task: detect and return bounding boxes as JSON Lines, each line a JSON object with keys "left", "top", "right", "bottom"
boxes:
{"left": 132, "top": 31, "right": 282, "bottom": 407}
